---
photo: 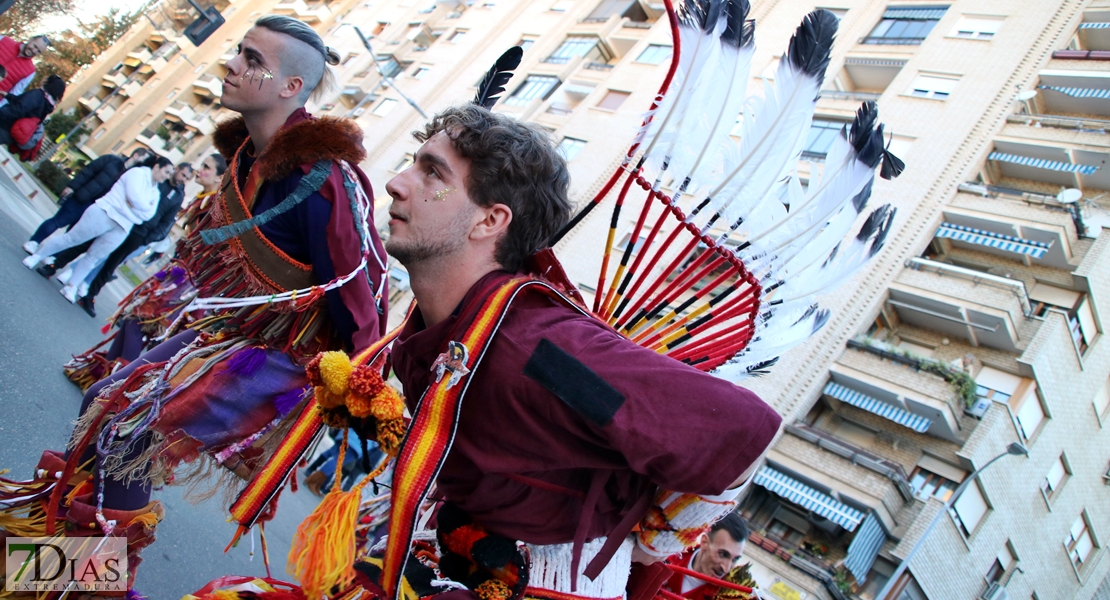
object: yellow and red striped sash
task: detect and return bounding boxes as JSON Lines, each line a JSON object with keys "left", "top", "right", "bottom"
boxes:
{"left": 227, "top": 321, "right": 406, "bottom": 545}
{"left": 382, "top": 277, "right": 587, "bottom": 600}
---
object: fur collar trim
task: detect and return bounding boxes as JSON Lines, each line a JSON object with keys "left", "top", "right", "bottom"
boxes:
{"left": 212, "top": 112, "right": 366, "bottom": 181}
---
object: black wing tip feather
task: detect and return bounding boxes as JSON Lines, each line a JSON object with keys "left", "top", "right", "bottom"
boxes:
{"left": 721, "top": 0, "right": 753, "bottom": 48}
{"left": 788, "top": 9, "right": 838, "bottom": 81}
{"left": 473, "top": 46, "right": 524, "bottom": 109}
{"left": 868, "top": 206, "right": 896, "bottom": 256}
{"left": 745, "top": 357, "right": 779, "bottom": 376}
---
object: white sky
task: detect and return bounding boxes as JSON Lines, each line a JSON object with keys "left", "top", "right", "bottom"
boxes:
{"left": 40, "top": 0, "right": 152, "bottom": 35}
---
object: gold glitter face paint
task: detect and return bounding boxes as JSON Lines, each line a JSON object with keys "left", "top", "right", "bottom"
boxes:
{"left": 240, "top": 67, "right": 275, "bottom": 90}
{"left": 432, "top": 187, "right": 457, "bottom": 201}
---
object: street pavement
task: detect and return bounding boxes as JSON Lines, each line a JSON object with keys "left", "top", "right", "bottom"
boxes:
{"left": 0, "top": 182, "right": 320, "bottom": 598}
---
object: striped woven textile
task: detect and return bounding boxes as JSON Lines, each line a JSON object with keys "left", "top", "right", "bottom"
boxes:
{"left": 844, "top": 513, "right": 886, "bottom": 584}
{"left": 1037, "top": 85, "right": 1110, "bottom": 99}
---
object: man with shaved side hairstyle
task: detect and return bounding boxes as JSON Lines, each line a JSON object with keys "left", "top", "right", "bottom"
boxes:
{"left": 0, "top": 15, "right": 388, "bottom": 596}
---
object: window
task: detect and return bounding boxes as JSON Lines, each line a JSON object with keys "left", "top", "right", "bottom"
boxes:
{"left": 112, "top": 140, "right": 124, "bottom": 152}
{"left": 910, "top": 467, "right": 958, "bottom": 502}
{"left": 818, "top": 7, "right": 847, "bottom": 21}
{"left": 597, "top": 89, "right": 630, "bottom": 110}
{"left": 1095, "top": 380, "right": 1110, "bottom": 423}
{"left": 636, "top": 44, "right": 672, "bottom": 65}
{"left": 167, "top": 90, "right": 177, "bottom": 100}
{"left": 950, "top": 481, "right": 988, "bottom": 538}
{"left": 1041, "top": 454, "right": 1070, "bottom": 503}
{"left": 412, "top": 66, "right": 431, "bottom": 79}
{"left": 557, "top": 136, "right": 587, "bottom": 160}
{"left": 585, "top": 0, "right": 647, "bottom": 22}
{"left": 864, "top": 6, "right": 947, "bottom": 44}
{"left": 392, "top": 153, "right": 414, "bottom": 172}
{"left": 906, "top": 74, "right": 958, "bottom": 100}
{"left": 1064, "top": 514, "right": 1096, "bottom": 571}
{"left": 448, "top": 29, "right": 468, "bottom": 43}
{"left": 93, "top": 128, "right": 106, "bottom": 140}
{"left": 949, "top": 16, "right": 1003, "bottom": 39}
{"left": 976, "top": 366, "right": 1020, "bottom": 404}
{"left": 1014, "top": 386, "right": 1046, "bottom": 442}
{"left": 730, "top": 114, "right": 743, "bottom": 137}
{"left": 371, "top": 22, "right": 389, "bottom": 36}
{"left": 545, "top": 36, "right": 598, "bottom": 64}
{"left": 505, "top": 75, "right": 560, "bottom": 106}
{"left": 193, "top": 62, "right": 209, "bottom": 73}
{"left": 373, "top": 98, "right": 398, "bottom": 116}
{"left": 377, "top": 56, "right": 403, "bottom": 78}
{"left": 801, "top": 119, "right": 846, "bottom": 160}
{"left": 517, "top": 37, "right": 536, "bottom": 52}
{"left": 550, "top": 0, "right": 576, "bottom": 11}
{"left": 1031, "top": 284, "right": 1096, "bottom": 354}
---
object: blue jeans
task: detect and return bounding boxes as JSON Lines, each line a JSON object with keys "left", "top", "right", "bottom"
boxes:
{"left": 30, "top": 196, "right": 90, "bottom": 243}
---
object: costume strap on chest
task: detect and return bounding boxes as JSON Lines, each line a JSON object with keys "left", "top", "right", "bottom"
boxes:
{"left": 200, "top": 159, "right": 333, "bottom": 246}
{"left": 382, "top": 277, "right": 588, "bottom": 600}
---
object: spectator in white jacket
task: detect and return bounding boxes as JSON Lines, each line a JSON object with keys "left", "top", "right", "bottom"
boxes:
{"left": 24, "top": 156, "right": 175, "bottom": 303}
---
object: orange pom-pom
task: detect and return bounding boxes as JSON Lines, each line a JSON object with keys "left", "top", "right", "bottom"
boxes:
{"left": 348, "top": 365, "right": 386, "bottom": 398}
{"left": 346, "top": 392, "right": 373, "bottom": 418}
{"left": 376, "top": 418, "right": 406, "bottom": 455}
{"left": 370, "top": 386, "right": 404, "bottom": 421}
{"left": 475, "top": 579, "right": 512, "bottom": 600}
{"left": 305, "top": 353, "right": 324, "bottom": 387}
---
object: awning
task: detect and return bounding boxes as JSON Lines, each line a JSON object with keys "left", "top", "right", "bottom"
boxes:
{"left": 935, "top": 222, "right": 1051, "bottom": 259}
{"left": 1080, "top": 22, "right": 1110, "bottom": 29}
{"left": 1038, "top": 85, "right": 1110, "bottom": 99}
{"left": 883, "top": 7, "right": 947, "bottom": 20}
{"left": 823, "top": 382, "right": 933, "bottom": 433}
{"left": 753, "top": 467, "right": 864, "bottom": 531}
{"left": 844, "top": 513, "right": 886, "bottom": 584}
{"left": 988, "top": 151, "right": 1099, "bottom": 175}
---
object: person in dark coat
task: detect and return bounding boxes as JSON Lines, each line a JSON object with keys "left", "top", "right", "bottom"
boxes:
{"left": 24, "top": 147, "right": 151, "bottom": 252}
{"left": 68, "top": 162, "right": 193, "bottom": 317}
{"left": 0, "top": 74, "right": 63, "bottom": 158}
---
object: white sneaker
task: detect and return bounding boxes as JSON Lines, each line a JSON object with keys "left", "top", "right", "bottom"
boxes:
{"left": 22, "top": 254, "right": 40, "bottom": 269}
{"left": 59, "top": 284, "right": 78, "bottom": 304}
{"left": 56, "top": 267, "right": 72, "bottom": 285}
{"left": 76, "top": 282, "right": 89, "bottom": 297}
{"left": 22, "top": 241, "right": 38, "bottom": 254}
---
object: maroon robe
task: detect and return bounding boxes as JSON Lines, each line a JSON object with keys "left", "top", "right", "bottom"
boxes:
{"left": 391, "top": 270, "right": 782, "bottom": 548}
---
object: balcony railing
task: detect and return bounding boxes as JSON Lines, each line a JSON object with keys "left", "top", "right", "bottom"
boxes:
{"left": 957, "top": 182, "right": 1087, "bottom": 236}
{"left": 584, "top": 61, "right": 614, "bottom": 71}
{"left": 847, "top": 338, "right": 977, "bottom": 408}
{"left": 786, "top": 423, "right": 913, "bottom": 498}
{"left": 905, "top": 257, "right": 1033, "bottom": 317}
{"left": 1052, "top": 49, "right": 1110, "bottom": 60}
{"left": 1007, "top": 112, "right": 1110, "bottom": 134}
{"left": 859, "top": 36, "right": 925, "bottom": 45}
{"left": 819, "top": 89, "right": 882, "bottom": 102}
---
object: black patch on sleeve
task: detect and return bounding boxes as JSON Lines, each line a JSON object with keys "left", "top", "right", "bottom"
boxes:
{"left": 523, "top": 338, "right": 625, "bottom": 426}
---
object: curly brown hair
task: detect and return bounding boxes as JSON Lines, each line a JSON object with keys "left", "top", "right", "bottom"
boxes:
{"left": 414, "top": 105, "right": 572, "bottom": 272}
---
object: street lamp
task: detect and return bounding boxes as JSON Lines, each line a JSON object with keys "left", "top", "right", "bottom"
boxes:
{"left": 876, "top": 442, "right": 1029, "bottom": 600}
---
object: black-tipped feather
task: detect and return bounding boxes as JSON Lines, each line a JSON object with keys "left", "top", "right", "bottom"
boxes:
{"left": 849, "top": 101, "right": 879, "bottom": 153}
{"left": 473, "top": 46, "right": 524, "bottom": 109}
{"left": 787, "top": 9, "right": 838, "bottom": 82}
{"left": 851, "top": 178, "right": 873, "bottom": 213}
{"left": 680, "top": 0, "right": 725, "bottom": 32}
{"left": 720, "top": 0, "right": 753, "bottom": 48}
{"left": 880, "top": 137, "right": 906, "bottom": 180}
{"left": 868, "top": 206, "right": 896, "bottom": 256}
{"left": 855, "top": 205, "right": 887, "bottom": 242}
{"left": 745, "top": 357, "right": 779, "bottom": 376}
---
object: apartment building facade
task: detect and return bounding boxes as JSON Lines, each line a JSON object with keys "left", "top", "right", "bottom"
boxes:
{"left": 58, "top": 0, "right": 1110, "bottom": 598}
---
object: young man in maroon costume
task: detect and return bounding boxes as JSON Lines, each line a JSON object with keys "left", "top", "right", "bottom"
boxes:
{"left": 376, "top": 104, "right": 781, "bottom": 600}
{"left": 0, "top": 15, "right": 386, "bottom": 596}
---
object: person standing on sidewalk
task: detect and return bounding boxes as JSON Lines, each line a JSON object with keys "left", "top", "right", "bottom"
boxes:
{"left": 0, "top": 34, "right": 49, "bottom": 105}
{"left": 65, "top": 162, "right": 192, "bottom": 316}
{"left": 22, "top": 157, "right": 173, "bottom": 302}
{"left": 23, "top": 148, "right": 151, "bottom": 254}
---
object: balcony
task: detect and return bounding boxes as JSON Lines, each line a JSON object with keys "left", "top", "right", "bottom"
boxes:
{"left": 843, "top": 56, "right": 906, "bottom": 92}
{"left": 102, "top": 71, "right": 127, "bottom": 88}
{"left": 936, "top": 205, "right": 1078, "bottom": 269}
{"left": 1078, "top": 16, "right": 1110, "bottom": 51}
{"left": 136, "top": 129, "right": 185, "bottom": 164}
{"left": 1034, "top": 70, "right": 1110, "bottom": 118}
{"left": 119, "top": 80, "right": 142, "bottom": 98}
{"left": 124, "top": 47, "right": 153, "bottom": 67}
{"left": 138, "top": 56, "right": 168, "bottom": 75}
{"left": 192, "top": 74, "right": 223, "bottom": 99}
{"left": 887, "top": 259, "right": 1031, "bottom": 352}
{"left": 956, "top": 182, "right": 1090, "bottom": 240}
{"left": 985, "top": 139, "right": 1110, "bottom": 193}
{"left": 164, "top": 102, "right": 215, "bottom": 135}
{"left": 273, "top": 0, "right": 330, "bottom": 23}
{"left": 78, "top": 92, "right": 102, "bottom": 112}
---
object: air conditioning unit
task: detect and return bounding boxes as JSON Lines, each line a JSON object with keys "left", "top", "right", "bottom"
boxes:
{"left": 980, "top": 582, "right": 1010, "bottom": 600}
{"left": 965, "top": 395, "right": 991, "bottom": 419}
